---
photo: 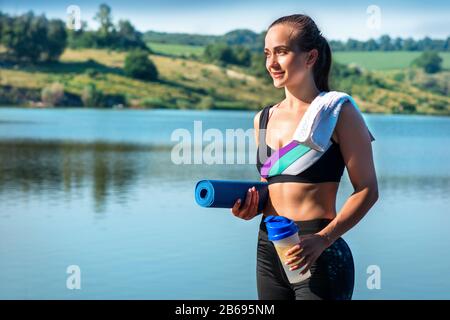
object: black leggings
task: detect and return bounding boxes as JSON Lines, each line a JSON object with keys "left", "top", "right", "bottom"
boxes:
{"left": 256, "top": 216, "right": 355, "bottom": 300}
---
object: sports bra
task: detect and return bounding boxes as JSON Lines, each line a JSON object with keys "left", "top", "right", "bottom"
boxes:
{"left": 256, "top": 104, "right": 345, "bottom": 184}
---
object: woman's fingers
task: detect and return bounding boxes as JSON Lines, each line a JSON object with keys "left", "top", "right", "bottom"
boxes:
{"left": 290, "top": 255, "right": 309, "bottom": 271}
{"left": 254, "top": 189, "right": 259, "bottom": 213}
{"left": 286, "top": 244, "right": 303, "bottom": 258}
{"left": 230, "top": 198, "right": 242, "bottom": 215}
{"left": 243, "top": 188, "right": 252, "bottom": 210}
{"left": 285, "top": 244, "right": 300, "bottom": 256}
{"left": 299, "top": 256, "right": 314, "bottom": 274}
{"left": 232, "top": 189, "right": 251, "bottom": 219}
{"left": 231, "top": 187, "right": 259, "bottom": 220}
{"left": 251, "top": 187, "right": 258, "bottom": 210}
{"left": 244, "top": 188, "right": 256, "bottom": 219}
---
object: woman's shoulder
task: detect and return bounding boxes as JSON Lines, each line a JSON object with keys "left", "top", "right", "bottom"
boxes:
{"left": 335, "top": 98, "right": 374, "bottom": 144}
{"left": 253, "top": 104, "right": 275, "bottom": 129}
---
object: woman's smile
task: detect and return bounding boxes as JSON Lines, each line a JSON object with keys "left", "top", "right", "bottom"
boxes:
{"left": 271, "top": 71, "right": 285, "bottom": 79}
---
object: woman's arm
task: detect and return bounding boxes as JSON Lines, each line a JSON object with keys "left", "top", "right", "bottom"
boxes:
{"left": 317, "top": 101, "right": 379, "bottom": 246}
{"left": 254, "top": 110, "right": 268, "bottom": 185}
{"left": 284, "top": 101, "right": 378, "bottom": 274}
{"left": 231, "top": 110, "right": 265, "bottom": 220}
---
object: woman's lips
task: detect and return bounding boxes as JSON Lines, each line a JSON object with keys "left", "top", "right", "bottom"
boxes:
{"left": 271, "top": 71, "right": 285, "bottom": 79}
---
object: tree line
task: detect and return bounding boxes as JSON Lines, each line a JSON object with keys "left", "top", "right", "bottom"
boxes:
{"left": 329, "top": 35, "right": 449, "bottom": 52}
{"left": 0, "top": 4, "right": 148, "bottom": 62}
{"left": 144, "top": 29, "right": 450, "bottom": 52}
{"left": 67, "top": 4, "right": 147, "bottom": 51}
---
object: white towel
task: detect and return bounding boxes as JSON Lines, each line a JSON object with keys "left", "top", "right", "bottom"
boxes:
{"left": 292, "top": 91, "right": 375, "bottom": 152}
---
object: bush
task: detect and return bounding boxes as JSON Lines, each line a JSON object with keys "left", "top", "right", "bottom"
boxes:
{"left": 81, "top": 83, "right": 102, "bottom": 107}
{"left": 140, "top": 97, "right": 171, "bottom": 109}
{"left": 393, "top": 72, "right": 405, "bottom": 82}
{"left": 206, "top": 87, "right": 216, "bottom": 96}
{"left": 84, "top": 68, "right": 99, "bottom": 78}
{"left": 175, "top": 98, "right": 191, "bottom": 109}
{"left": 411, "top": 51, "right": 443, "bottom": 74}
{"left": 197, "top": 96, "right": 214, "bottom": 110}
{"left": 394, "top": 100, "right": 417, "bottom": 113}
{"left": 124, "top": 49, "right": 158, "bottom": 81}
{"left": 203, "top": 43, "right": 252, "bottom": 66}
{"left": 41, "top": 82, "right": 65, "bottom": 106}
{"left": 430, "top": 100, "right": 447, "bottom": 112}
{"left": 201, "top": 68, "right": 211, "bottom": 78}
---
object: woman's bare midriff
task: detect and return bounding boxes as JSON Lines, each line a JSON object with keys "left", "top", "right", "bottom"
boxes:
{"left": 258, "top": 105, "right": 341, "bottom": 222}
{"left": 261, "top": 181, "right": 339, "bottom": 221}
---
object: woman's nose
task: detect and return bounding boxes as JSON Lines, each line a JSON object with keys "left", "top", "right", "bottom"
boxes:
{"left": 267, "top": 55, "right": 279, "bottom": 69}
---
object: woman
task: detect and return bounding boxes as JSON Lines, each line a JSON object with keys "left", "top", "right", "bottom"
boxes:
{"left": 231, "top": 14, "right": 378, "bottom": 300}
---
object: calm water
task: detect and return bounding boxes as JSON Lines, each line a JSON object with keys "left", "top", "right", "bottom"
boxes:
{"left": 0, "top": 107, "right": 449, "bottom": 299}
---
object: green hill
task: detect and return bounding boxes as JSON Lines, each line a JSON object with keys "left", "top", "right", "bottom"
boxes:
{"left": 0, "top": 47, "right": 284, "bottom": 110}
{"left": 0, "top": 47, "right": 448, "bottom": 115}
{"left": 334, "top": 51, "right": 450, "bottom": 70}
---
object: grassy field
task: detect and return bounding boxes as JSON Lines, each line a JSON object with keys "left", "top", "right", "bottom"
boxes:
{"left": 145, "top": 42, "right": 450, "bottom": 71}
{"left": 146, "top": 42, "right": 205, "bottom": 57}
{"left": 333, "top": 51, "right": 450, "bottom": 70}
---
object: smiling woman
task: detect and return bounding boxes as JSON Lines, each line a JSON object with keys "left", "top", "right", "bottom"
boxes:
{"left": 263, "top": 16, "right": 331, "bottom": 92}
{"left": 230, "top": 14, "right": 378, "bottom": 300}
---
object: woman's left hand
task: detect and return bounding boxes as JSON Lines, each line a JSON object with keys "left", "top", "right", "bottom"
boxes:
{"left": 284, "top": 233, "right": 330, "bottom": 275}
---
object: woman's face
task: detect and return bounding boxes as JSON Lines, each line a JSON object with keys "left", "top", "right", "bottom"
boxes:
{"left": 264, "top": 24, "right": 315, "bottom": 89}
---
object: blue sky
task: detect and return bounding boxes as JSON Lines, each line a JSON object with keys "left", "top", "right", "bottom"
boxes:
{"left": 1, "top": 0, "right": 449, "bottom": 40}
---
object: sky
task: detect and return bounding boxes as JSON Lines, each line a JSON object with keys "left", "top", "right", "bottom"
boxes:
{"left": 1, "top": 0, "right": 449, "bottom": 40}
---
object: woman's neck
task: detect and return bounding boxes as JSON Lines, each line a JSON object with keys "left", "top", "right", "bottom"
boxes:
{"left": 283, "top": 78, "right": 321, "bottom": 111}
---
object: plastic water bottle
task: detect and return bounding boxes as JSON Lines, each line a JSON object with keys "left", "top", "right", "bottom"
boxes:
{"left": 264, "top": 215, "right": 311, "bottom": 283}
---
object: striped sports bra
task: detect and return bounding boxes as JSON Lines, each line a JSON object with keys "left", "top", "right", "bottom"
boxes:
{"left": 256, "top": 104, "right": 345, "bottom": 184}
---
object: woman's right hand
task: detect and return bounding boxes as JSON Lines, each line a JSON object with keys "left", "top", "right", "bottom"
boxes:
{"left": 230, "top": 186, "right": 260, "bottom": 220}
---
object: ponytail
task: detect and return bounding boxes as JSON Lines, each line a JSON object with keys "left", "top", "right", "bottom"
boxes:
{"left": 313, "top": 36, "right": 331, "bottom": 92}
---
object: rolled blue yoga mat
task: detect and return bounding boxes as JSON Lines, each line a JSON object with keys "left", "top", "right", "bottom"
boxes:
{"left": 195, "top": 180, "right": 269, "bottom": 213}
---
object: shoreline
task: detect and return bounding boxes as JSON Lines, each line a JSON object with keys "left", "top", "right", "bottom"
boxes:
{"left": 0, "top": 105, "right": 448, "bottom": 117}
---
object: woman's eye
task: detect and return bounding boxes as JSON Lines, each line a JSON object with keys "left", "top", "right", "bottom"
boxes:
{"left": 277, "top": 50, "right": 287, "bottom": 55}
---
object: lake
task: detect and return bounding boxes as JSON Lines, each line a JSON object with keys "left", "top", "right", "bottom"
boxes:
{"left": 0, "top": 107, "right": 449, "bottom": 299}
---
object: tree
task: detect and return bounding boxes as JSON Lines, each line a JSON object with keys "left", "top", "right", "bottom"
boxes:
{"left": 0, "top": 11, "right": 67, "bottom": 62}
{"left": 393, "top": 37, "right": 403, "bottom": 50}
{"left": 250, "top": 52, "right": 271, "bottom": 83}
{"left": 204, "top": 43, "right": 252, "bottom": 66}
{"left": 44, "top": 19, "right": 67, "bottom": 61}
{"left": 67, "top": 5, "right": 147, "bottom": 50}
{"left": 233, "top": 45, "right": 252, "bottom": 66}
{"left": 411, "top": 51, "right": 443, "bottom": 74}
{"left": 204, "top": 43, "right": 234, "bottom": 64}
{"left": 94, "top": 4, "right": 114, "bottom": 36}
{"left": 403, "top": 38, "right": 417, "bottom": 51}
{"left": 445, "top": 37, "right": 450, "bottom": 51}
{"left": 6, "top": 12, "right": 43, "bottom": 61}
{"left": 365, "top": 39, "right": 379, "bottom": 51}
{"left": 124, "top": 50, "right": 158, "bottom": 81}
{"left": 94, "top": 3, "right": 115, "bottom": 47}
{"left": 117, "top": 19, "right": 147, "bottom": 50}
{"left": 379, "top": 35, "right": 393, "bottom": 51}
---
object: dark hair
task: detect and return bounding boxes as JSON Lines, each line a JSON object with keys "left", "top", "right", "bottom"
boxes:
{"left": 268, "top": 14, "right": 331, "bottom": 92}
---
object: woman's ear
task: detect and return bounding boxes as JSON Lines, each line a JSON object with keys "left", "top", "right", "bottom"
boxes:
{"left": 305, "top": 49, "right": 319, "bottom": 68}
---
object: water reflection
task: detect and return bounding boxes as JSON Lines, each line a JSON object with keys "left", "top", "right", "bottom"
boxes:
{"left": 2, "top": 139, "right": 449, "bottom": 215}
{"left": 0, "top": 140, "right": 172, "bottom": 212}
